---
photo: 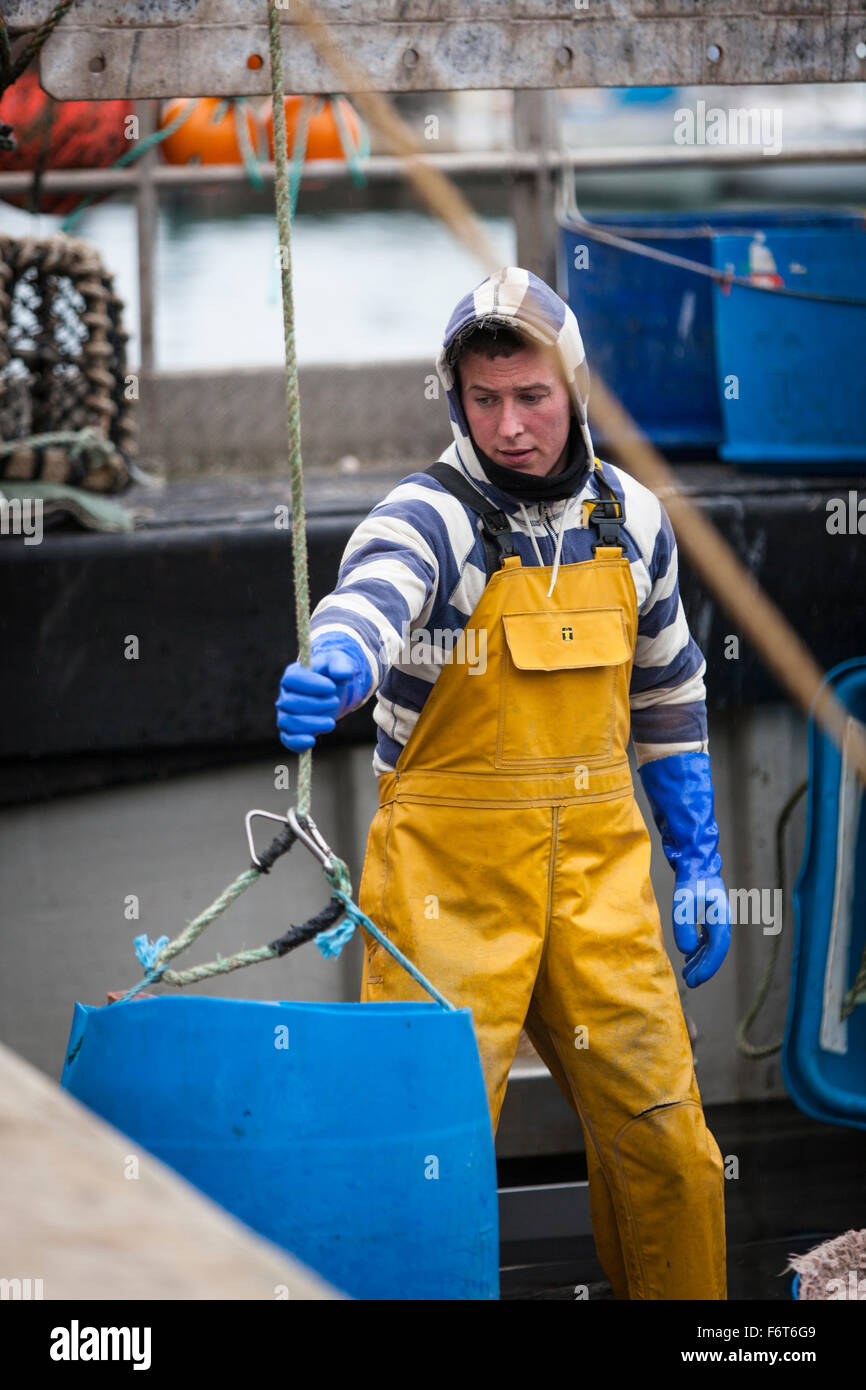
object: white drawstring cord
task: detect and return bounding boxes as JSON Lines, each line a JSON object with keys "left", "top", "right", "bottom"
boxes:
{"left": 517, "top": 497, "right": 574, "bottom": 597}
{"left": 518, "top": 500, "right": 546, "bottom": 567}
{"left": 547, "top": 497, "right": 574, "bottom": 598}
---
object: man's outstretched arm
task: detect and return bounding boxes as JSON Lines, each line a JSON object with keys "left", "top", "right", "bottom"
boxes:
{"left": 276, "top": 481, "right": 446, "bottom": 752}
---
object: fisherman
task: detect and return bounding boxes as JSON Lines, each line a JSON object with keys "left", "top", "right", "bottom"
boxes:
{"left": 275, "top": 266, "right": 729, "bottom": 1300}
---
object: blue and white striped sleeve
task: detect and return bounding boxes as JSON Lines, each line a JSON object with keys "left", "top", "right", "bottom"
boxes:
{"left": 307, "top": 478, "right": 447, "bottom": 707}
{"left": 627, "top": 492, "right": 709, "bottom": 767}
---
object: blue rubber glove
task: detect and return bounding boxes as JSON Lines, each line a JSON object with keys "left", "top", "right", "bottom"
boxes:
{"left": 638, "top": 750, "right": 730, "bottom": 988}
{"left": 275, "top": 633, "right": 372, "bottom": 752}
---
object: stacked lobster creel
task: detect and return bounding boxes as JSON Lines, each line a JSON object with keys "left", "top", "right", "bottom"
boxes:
{"left": 0, "top": 234, "right": 137, "bottom": 492}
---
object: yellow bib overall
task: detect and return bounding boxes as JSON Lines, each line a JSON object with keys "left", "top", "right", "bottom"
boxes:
{"left": 358, "top": 530, "right": 727, "bottom": 1300}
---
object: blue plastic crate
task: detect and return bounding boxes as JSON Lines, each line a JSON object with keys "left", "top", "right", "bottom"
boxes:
{"left": 711, "top": 225, "right": 866, "bottom": 469}
{"left": 558, "top": 208, "right": 864, "bottom": 454}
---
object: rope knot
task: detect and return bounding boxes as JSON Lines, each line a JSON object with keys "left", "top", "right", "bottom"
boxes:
{"left": 134, "top": 933, "right": 170, "bottom": 971}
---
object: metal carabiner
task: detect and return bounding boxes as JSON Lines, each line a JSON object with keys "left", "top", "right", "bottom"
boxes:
{"left": 245, "top": 808, "right": 292, "bottom": 870}
{"left": 286, "top": 807, "right": 335, "bottom": 875}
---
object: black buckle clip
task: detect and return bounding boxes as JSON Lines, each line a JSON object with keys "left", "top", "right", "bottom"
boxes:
{"left": 480, "top": 510, "right": 511, "bottom": 535}
{"left": 479, "top": 510, "right": 519, "bottom": 565}
{"left": 587, "top": 498, "right": 625, "bottom": 550}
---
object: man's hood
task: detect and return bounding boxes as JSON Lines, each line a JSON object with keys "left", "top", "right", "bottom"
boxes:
{"left": 434, "top": 265, "right": 596, "bottom": 498}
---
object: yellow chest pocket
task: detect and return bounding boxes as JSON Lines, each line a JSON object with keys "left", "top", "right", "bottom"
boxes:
{"left": 495, "top": 607, "right": 631, "bottom": 769}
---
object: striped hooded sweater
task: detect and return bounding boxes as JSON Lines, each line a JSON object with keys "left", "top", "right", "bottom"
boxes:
{"left": 309, "top": 266, "right": 709, "bottom": 777}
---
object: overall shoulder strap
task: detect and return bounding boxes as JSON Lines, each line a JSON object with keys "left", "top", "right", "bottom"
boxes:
{"left": 424, "top": 460, "right": 518, "bottom": 581}
{"left": 584, "top": 458, "right": 627, "bottom": 553}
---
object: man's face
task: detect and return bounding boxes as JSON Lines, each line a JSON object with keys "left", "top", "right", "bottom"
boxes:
{"left": 458, "top": 344, "right": 572, "bottom": 477}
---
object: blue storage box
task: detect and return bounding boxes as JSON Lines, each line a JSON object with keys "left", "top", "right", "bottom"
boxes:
{"left": 558, "top": 208, "right": 865, "bottom": 456}
{"left": 711, "top": 225, "right": 866, "bottom": 469}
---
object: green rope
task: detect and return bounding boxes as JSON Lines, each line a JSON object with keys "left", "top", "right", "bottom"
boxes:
{"left": 152, "top": 850, "right": 351, "bottom": 983}
{"left": 280, "top": 93, "right": 367, "bottom": 214}
{"left": 112, "top": 837, "right": 354, "bottom": 999}
{"left": 735, "top": 763, "right": 866, "bottom": 1036}
{"left": 0, "top": 425, "right": 115, "bottom": 461}
{"left": 111, "top": 13, "right": 441, "bottom": 1003}
{"left": 268, "top": 3, "right": 313, "bottom": 819}
{"left": 231, "top": 97, "right": 265, "bottom": 191}
{"left": 328, "top": 94, "right": 370, "bottom": 186}
{"left": 736, "top": 780, "right": 808, "bottom": 1058}
{"left": 115, "top": 865, "right": 277, "bottom": 1000}
{"left": 157, "top": 867, "right": 263, "bottom": 969}
{"left": 287, "top": 95, "right": 319, "bottom": 220}
{"left": 111, "top": 9, "right": 348, "bottom": 1000}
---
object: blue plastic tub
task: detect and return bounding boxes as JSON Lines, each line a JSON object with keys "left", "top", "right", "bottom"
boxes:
{"left": 782, "top": 657, "right": 866, "bottom": 1131}
{"left": 557, "top": 208, "right": 865, "bottom": 453}
{"left": 61, "top": 996, "right": 499, "bottom": 1299}
{"left": 711, "top": 226, "right": 866, "bottom": 469}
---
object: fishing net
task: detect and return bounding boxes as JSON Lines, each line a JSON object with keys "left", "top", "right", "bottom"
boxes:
{"left": 788, "top": 1228, "right": 866, "bottom": 1300}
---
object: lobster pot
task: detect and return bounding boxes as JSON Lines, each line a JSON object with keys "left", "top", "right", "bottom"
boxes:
{"left": 783, "top": 658, "right": 866, "bottom": 1131}
{"left": 61, "top": 996, "right": 499, "bottom": 1299}
{"left": 0, "top": 233, "right": 137, "bottom": 492}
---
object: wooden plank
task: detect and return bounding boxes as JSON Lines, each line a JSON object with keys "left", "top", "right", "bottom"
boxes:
{"left": 5, "top": 2, "right": 866, "bottom": 97}
{"left": 6, "top": 0, "right": 865, "bottom": 23}
{"left": 0, "top": 1041, "right": 343, "bottom": 1300}
{"left": 511, "top": 91, "right": 559, "bottom": 287}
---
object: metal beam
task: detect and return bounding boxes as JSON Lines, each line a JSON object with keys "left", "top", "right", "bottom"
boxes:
{"left": 499, "top": 1182, "right": 593, "bottom": 1242}
{"left": 5, "top": 2, "right": 866, "bottom": 99}
{"left": 0, "top": 140, "right": 862, "bottom": 198}
{"left": 134, "top": 100, "right": 160, "bottom": 375}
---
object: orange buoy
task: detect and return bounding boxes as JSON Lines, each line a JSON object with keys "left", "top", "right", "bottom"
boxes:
{"left": 158, "top": 98, "right": 263, "bottom": 165}
{"left": 264, "top": 95, "right": 363, "bottom": 161}
{"left": 0, "top": 69, "right": 134, "bottom": 214}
